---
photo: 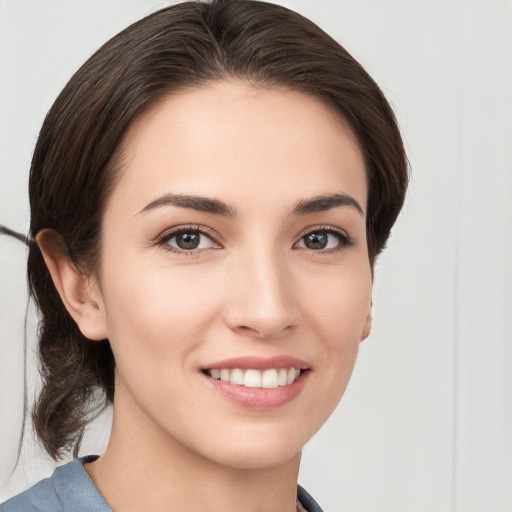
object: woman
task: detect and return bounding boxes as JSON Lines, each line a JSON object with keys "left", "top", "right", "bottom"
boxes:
{"left": 0, "top": 0, "right": 407, "bottom": 510}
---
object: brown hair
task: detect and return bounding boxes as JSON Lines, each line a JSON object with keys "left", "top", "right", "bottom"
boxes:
{"left": 28, "top": 0, "right": 408, "bottom": 459}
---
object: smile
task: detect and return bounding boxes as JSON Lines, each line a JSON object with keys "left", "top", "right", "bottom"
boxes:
{"left": 202, "top": 356, "right": 310, "bottom": 408}
{"left": 206, "top": 368, "right": 301, "bottom": 388}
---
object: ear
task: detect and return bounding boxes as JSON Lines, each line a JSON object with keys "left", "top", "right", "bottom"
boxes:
{"left": 360, "top": 311, "right": 372, "bottom": 342}
{"left": 36, "top": 229, "right": 108, "bottom": 341}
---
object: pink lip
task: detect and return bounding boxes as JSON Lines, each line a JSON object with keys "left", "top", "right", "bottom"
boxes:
{"left": 203, "top": 372, "right": 308, "bottom": 409}
{"left": 202, "top": 355, "right": 310, "bottom": 371}
{"left": 201, "top": 355, "right": 311, "bottom": 409}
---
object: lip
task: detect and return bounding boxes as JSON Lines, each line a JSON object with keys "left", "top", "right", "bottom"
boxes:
{"left": 201, "top": 356, "right": 311, "bottom": 409}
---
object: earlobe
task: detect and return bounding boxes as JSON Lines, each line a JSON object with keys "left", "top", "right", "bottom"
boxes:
{"left": 36, "top": 229, "right": 108, "bottom": 341}
{"left": 360, "top": 311, "right": 372, "bottom": 342}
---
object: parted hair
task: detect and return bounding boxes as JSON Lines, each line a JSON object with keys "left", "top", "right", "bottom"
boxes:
{"left": 27, "top": 0, "right": 408, "bottom": 459}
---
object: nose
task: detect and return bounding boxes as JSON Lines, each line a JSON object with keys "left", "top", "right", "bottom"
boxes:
{"left": 222, "top": 249, "right": 300, "bottom": 340}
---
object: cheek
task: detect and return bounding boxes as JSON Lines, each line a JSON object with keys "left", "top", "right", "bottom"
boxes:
{"left": 99, "top": 255, "right": 224, "bottom": 381}
{"left": 302, "top": 260, "right": 372, "bottom": 342}
{"left": 300, "top": 262, "right": 371, "bottom": 409}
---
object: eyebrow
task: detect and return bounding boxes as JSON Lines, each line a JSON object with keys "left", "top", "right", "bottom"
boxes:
{"left": 292, "top": 193, "right": 364, "bottom": 216}
{"left": 138, "top": 193, "right": 236, "bottom": 217}
{"left": 138, "top": 192, "right": 364, "bottom": 217}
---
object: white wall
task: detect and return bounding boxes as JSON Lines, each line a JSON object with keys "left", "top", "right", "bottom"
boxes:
{"left": 1, "top": 1, "right": 511, "bottom": 511}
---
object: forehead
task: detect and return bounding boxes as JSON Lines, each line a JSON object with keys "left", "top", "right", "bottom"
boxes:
{"left": 108, "top": 81, "right": 367, "bottom": 215}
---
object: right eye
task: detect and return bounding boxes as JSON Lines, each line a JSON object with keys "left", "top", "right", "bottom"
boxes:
{"left": 157, "top": 227, "right": 219, "bottom": 254}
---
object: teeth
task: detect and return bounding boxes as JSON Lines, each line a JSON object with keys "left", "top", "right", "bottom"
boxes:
{"left": 244, "top": 369, "right": 262, "bottom": 388}
{"left": 262, "top": 369, "right": 278, "bottom": 389}
{"left": 207, "top": 367, "right": 302, "bottom": 388}
{"left": 230, "top": 368, "right": 244, "bottom": 385}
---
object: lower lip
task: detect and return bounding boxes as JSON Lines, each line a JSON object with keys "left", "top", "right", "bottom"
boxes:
{"left": 202, "top": 371, "right": 308, "bottom": 409}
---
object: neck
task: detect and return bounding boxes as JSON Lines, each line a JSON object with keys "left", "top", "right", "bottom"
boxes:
{"left": 85, "top": 393, "right": 301, "bottom": 512}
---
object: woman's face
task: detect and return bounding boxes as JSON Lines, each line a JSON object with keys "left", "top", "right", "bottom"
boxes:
{"left": 95, "top": 81, "right": 372, "bottom": 469}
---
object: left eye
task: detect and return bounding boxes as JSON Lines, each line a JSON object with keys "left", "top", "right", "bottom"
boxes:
{"left": 163, "top": 230, "right": 216, "bottom": 252}
{"left": 296, "top": 230, "right": 348, "bottom": 251}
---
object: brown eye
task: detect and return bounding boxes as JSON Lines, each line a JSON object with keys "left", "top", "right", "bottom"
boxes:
{"left": 175, "top": 232, "right": 200, "bottom": 250}
{"left": 159, "top": 228, "right": 218, "bottom": 253}
{"left": 296, "top": 229, "right": 352, "bottom": 252}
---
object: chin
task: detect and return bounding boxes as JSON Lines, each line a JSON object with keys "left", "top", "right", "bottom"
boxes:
{"left": 210, "top": 443, "right": 302, "bottom": 470}
{"left": 190, "top": 422, "right": 314, "bottom": 471}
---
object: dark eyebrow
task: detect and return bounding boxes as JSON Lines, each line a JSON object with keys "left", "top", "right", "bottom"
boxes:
{"left": 292, "top": 193, "right": 364, "bottom": 216}
{"left": 138, "top": 193, "right": 236, "bottom": 217}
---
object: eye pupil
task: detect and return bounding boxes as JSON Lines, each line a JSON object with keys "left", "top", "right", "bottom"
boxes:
{"left": 304, "top": 232, "right": 328, "bottom": 250}
{"left": 176, "top": 232, "right": 200, "bottom": 250}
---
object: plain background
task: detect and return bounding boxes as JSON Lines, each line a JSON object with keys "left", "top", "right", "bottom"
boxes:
{"left": 1, "top": 1, "right": 511, "bottom": 511}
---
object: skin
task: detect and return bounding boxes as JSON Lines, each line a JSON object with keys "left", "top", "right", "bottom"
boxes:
{"left": 38, "top": 81, "right": 372, "bottom": 512}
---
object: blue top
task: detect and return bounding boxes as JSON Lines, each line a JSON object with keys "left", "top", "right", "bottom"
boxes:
{"left": 0, "top": 456, "right": 324, "bottom": 512}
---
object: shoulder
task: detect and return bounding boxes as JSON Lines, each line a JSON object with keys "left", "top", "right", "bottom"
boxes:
{"left": 0, "top": 478, "right": 48, "bottom": 512}
{"left": 1, "top": 470, "right": 62, "bottom": 512}
{"left": 0, "top": 456, "right": 110, "bottom": 512}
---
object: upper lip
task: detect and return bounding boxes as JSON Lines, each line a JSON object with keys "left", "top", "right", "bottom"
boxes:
{"left": 202, "top": 355, "right": 311, "bottom": 371}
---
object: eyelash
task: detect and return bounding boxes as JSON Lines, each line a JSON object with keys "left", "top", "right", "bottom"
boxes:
{"left": 296, "top": 225, "right": 354, "bottom": 254}
{"left": 154, "top": 224, "right": 353, "bottom": 256}
{"left": 154, "top": 225, "right": 220, "bottom": 256}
